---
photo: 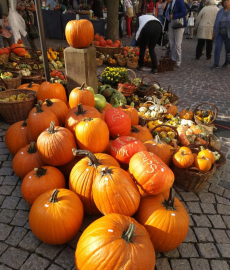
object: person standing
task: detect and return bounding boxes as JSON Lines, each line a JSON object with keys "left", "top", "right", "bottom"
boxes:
{"left": 118, "top": 0, "right": 124, "bottom": 38}
{"left": 156, "top": 0, "right": 166, "bottom": 24}
{"left": 212, "top": 0, "right": 230, "bottom": 68}
{"left": 124, "top": 0, "right": 134, "bottom": 37}
{"left": 16, "top": 0, "right": 37, "bottom": 50}
{"left": 91, "top": 0, "right": 103, "bottom": 18}
{"left": 187, "top": 0, "right": 199, "bottom": 39}
{"left": 165, "top": 0, "right": 188, "bottom": 68}
{"left": 1, "top": 14, "right": 14, "bottom": 47}
{"left": 136, "top": 15, "right": 163, "bottom": 73}
{"left": 194, "top": 0, "right": 219, "bottom": 60}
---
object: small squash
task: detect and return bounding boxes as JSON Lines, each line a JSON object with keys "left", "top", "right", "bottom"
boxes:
{"left": 194, "top": 155, "right": 212, "bottom": 172}
{"left": 173, "top": 146, "right": 194, "bottom": 168}
{"left": 69, "top": 83, "right": 95, "bottom": 108}
{"left": 179, "top": 108, "right": 194, "bottom": 120}
{"left": 198, "top": 147, "right": 215, "bottom": 164}
{"left": 164, "top": 103, "right": 177, "bottom": 116}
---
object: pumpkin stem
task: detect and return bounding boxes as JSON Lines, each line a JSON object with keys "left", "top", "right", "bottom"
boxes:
{"left": 49, "top": 189, "right": 59, "bottom": 203}
{"left": 72, "top": 149, "right": 102, "bottom": 167}
{"left": 48, "top": 121, "right": 56, "bottom": 134}
{"left": 21, "top": 119, "right": 27, "bottom": 127}
{"left": 131, "top": 126, "right": 140, "bottom": 133}
{"left": 76, "top": 103, "right": 87, "bottom": 116}
{"left": 80, "top": 82, "right": 86, "bottom": 90}
{"left": 34, "top": 167, "right": 47, "bottom": 178}
{"left": 35, "top": 103, "right": 43, "bottom": 113}
{"left": 122, "top": 223, "right": 135, "bottom": 244}
{"left": 28, "top": 81, "right": 33, "bottom": 88}
{"left": 139, "top": 117, "right": 145, "bottom": 127}
{"left": 122, "top": 105, "right": 128, "bottom": 109}
{"left": 163, "top": 188, "right": 176, "bottom": 210}
{"left": 45, "top": 99, "right": 53, "bottom": 107}
{"left": 27, "top": 142, "right": 37, "bottom": 154}
{"left": 99, "top": 167, "right": 113, "bottom": 181}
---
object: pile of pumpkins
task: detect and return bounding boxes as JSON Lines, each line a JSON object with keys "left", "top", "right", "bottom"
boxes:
{"left": 5, "top": 81, "right": 191, "bottom": 270}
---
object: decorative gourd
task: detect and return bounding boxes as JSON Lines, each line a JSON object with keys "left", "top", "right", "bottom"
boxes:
{"left": 5, "top": 120, "right": 30, "bottom": 155}
{"left": 117, "top": 105, "right": 139, "bottom": 126}
{"left": 75, "top": 117, "right": 109, "bottom": 153}
{"left": 12, "top": 142, "right": 45, "bottom": 179}
{"left": 110, "top": 136, "right": 146, "bottom": 164}
{"left": 129, "top": 125, "right": 153, "bottom": 143}
{"left": 69, "top": 83, "right": 95, "bottom": 108}
{"left": 29, "top": 189, "right": 84, "bottom": 245}
{"left": 129, "top": 151, "right": 174, "bottom": 195}
{"left": 198, "top": 147, "right": 215, "bottom": 164}
{"left": 93, "top": 167, "right": 140, "bottom": 216}
{"left": 144, "top": 135, "right": 171, "bottom": 166}
{"left": 190, "top": 125, "right": 202, "bottom": 135}
{"left": 194, "top": 156, "right": 212, "bottom": 172}
{"left": 10, "top": 44, "right": 27, "bottom": 56}
{"left": 37, "top": 82, "right": 67, "bottom": 103}
{"left": 177, "top": 125, "right": 196, "bottom": 146}
{"left": 37, "top": 121, "right": 77, "bottom": 166}
{"left": 136, "top": 188, "right": 189, "bottom": 252}
{"left": 17, "top": 82, "right": 40, "bottom": 91}
{"left": 57, "top": 156, "right": 83, "bottom": 179}
{"left": 21, "top": 166, "right": 66, "bottom": 206}
{"left": 104, "top": 108, "right": 131, "bottom": 139}
{"left": 65, "top": 103, "right": 102, "bottom": 135}
{"left": 75, "top": 213, "right": 156, "bottom": 270}
{"left": 69, "top": 150, "right": 120, "bottom": 215}
{"left": 173, "top": 146, "right": 194, "bottom": 168}
{"left": 65, "top": 19, "right": 94, "bottom": 48}
{"left": 179, "top": 108, "right": 194, "bottom": 120}
{"left": 42, "top": 99, "right": 68, "bottom": 126}
{"left": 164, "top": 103, "right": 177, "bottom": 116}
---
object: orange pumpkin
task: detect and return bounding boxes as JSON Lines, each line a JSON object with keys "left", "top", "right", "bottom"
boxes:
{"left": 194, "top": 155, "right": 212, "bottom": 172}
{"left": 129, "top": 125, "right": 153, "bottom": 143}
{"left": 37, "top": 121, "right": 77, "bottom": 166}
{"left": 75, "top": 213, "right": 155, "bottom": 270}
{"left": 136, "top": 188, "right": 189, "bottom": 252}
{"left": 93, "top": 166, "right": 140, "bottom": 216}
{"left": 12, "top": 142, "right": 45, "bottom": 179}
{"left": 10, "top": 44, "right": 27, "bottom": 56}
{"left": 116, "top": 105, "right": 139, "bottom": 126}
{"left": 179, "top": 108, "right": 194, "bottom": 120}
{"left": 29, "top": 189, "right": 84, "bottom": 245}
{"left": 65, "top": 19, "right": 94, "bottom": 48}
{"left": 129, "top": 151, "right": 174, "bottom": 195}
{"left": 69, "top": 150, "right": 120, "bottom": 215}
{"left": 65, "top": 103, "right": 102, "bottom": 135}
{"left": 198, "top": 148, "right": 215, "bottom": 164}
{"left": 5, "top": 120, "right": 30, "bottom": 155}
{"left": 164, "top": 103, "right": 177, "bottom": 116}
{"left": 144, "top": 135, "right": 171, "bottom": 166}
{"left": 101, "top": 102, "right": 113, "bottom": 120}
{"left": 17, "top": 82, "right": 40, "bottom": 91}
{"left": 69, "top": 83, "right": 95, "bottom": 108}
{"left": 173, "top": 146, "right": 194, "bottom": 168}
{"left": 37, "top": 82, "right": 67, "bottom": 103}
{"left": 21, "top": 166, "right": 66, "bottom": 206}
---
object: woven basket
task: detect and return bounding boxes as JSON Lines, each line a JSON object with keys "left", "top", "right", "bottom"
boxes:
{"left": 0, "top": 89, "right": 37, "bottom": 124}
{"left": 21, "top": 71, "right": 43, "bottom": 84}
{"left": 94, "top": 45, "right": 123, "bottom": 55}
{"left": 127, "top": 58, "right": 138, "bottom": 69}
{"left": 117, "top": 56, "right": 127, "bottom": 67}
{"left": 194, "top": 102, "right": 218, "bottom": 126}
{"left": 0, "top": 54, "right": 9, "bottom": 63}
{"left": 117, "top": 76, "right": 137, "bottom": 97}
{"left": 136, "top": 76, "right": 157, "bottom": 97}
{"left": 151, "top": 124, "right": 179, "bottom": 145}
{"left": 160, "top": 57, "right": 176, "bottom": 71}
{"left": 0, "top": 72, "right": 22, "bottom": 89}
{"left": 96, "top": 51, "right": 103, "bottom": 67}
{"left": 107, "top": 60, "right": 117, "bottom": 67}
{"left": 167, "top": 86, "right": 179, "bottom": 105}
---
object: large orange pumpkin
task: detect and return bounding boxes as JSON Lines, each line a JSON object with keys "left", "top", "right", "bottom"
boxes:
{"left": 129, "top": 151, "right": 174, "bottom": 195}
{"left": 5, "top": 120, "right": 30, "bottom": 155}
{"left": 12, "top": 142, "right": 45, "bottom": 179}
{"left": 93, "top": 166, "right": 140, "bottom": 216}
{"left": 65, "top": 19, "right": 94, "bottom": 48}
{"left": 37, "top": 82, "right": 67, "bottom": 103}
{"left": 144, "top": 135, "right": 171, "bottom": 166}
{"left": 116, "top": 105, "right": 139, "bottom": 126}
{"left": 29, "top": 189, "right": 84, "bottom": 245}
{"left": 75, "top": 213, "right": 156, "bottom": 270}
{"left": 17, "top": 82, "right": 40, "bottom": 92}
{"left": 21, "top": 166, "right": 66, "bottom": 206}
{"left": 75, "top": 117, "right": 109, "bottom": 153}
{"left": 37, "top": 121, "right": 77, "bottom": 166}
{"left": 69, "top": 83, "right": 95, "bottom": 108}
{"left": 65, "top": 103, "right": 102, "bottom": 135}
{"left": 173, "top": 146, "right": 194, "bottom": 168}
{"left": 130, "top": 125, "right": 153, "bottom": 143}
{"left": 69, "top": 150, "right": 120, "bottom": 215}
{"left": 136, "top": 188, "right": 189, "bottom": 252}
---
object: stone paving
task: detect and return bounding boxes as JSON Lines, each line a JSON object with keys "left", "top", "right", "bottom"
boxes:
{"left": 0, "top": 35, "right": 229, "bottom": 269}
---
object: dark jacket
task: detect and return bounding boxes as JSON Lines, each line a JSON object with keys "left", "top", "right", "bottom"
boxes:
{"left": 119, "top": 1, "right": 123, "bottom": 19}
{"left": 164, "top": 0, "right": 187, "bottom": 28}
{"left": 0, "top": 3, "right": 3, "bottom": 19}
{"left": 91, "top": 0, "right": 103, "bottom": 18}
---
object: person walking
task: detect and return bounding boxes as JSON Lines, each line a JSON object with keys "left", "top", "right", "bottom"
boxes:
{"left": 212, "top": 0, "right": 230, "bottom": 68}
{"left": 124, "top": 0, "right": 134, "bottom": 37}
{"left": 16, "top": 0, "right": 37, "bottom": 50}
{"left": 186, "top": 0, "right": 199, "bottom": 39}
{"left": 136, "top": 14, "right": 163, "bottom": 74}
{"left": 1, "top": 14, "right": 14, "bottom": 47}
{"left": 165, "top": 0, "right": 188, "bottom": 68}
{"left": 194, "top": 0, "right": 219, "bottom": 60}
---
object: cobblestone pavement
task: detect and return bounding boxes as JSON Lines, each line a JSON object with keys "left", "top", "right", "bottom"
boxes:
{"left": 0, "top": 35, "right": 229, "bottom": 270}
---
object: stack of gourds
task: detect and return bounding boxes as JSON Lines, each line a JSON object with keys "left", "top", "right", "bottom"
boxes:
{"left": 4, "top": 80, "right": 191, "bottom": 270}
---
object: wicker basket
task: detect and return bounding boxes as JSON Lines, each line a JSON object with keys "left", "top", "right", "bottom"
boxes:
{"left": 136, "top": 76, "right": 156, "bottom": 97}
{"left": 194, "top": 102, "right": 218, "bottom": 126}
{"left": 94, "top": 45, "right": 123, "bottom": 55}
{"left": 117, "top": 76, "right": 137, "bottom": 97}
{"left": 21, "top": 71, "right": 43, "bottom": 84}
{"left": 160, "top": 57, "right": 176, "bottom": 71}
{"left": 127, "top": 58, "right": 138, "bottom": 69}
{"left": 167, "top": 86, "right": 179, "bottom": 105}
{"left": 107, "top": 60, "right": 117, "bottom": 67}
{"left": 117, "top": 56, "right": 127, "bottom": 67}
{"left": 0, "top": 54, "right": 9, "bottom": 63}
{"left": 0, "top": 89, "right": 37, "bottom": 124}
{"left": 0, "top": 72, "right": 22, "bottom": 89}
{"left": 151, "top": 124, "right": 179, "bottom": 145}
{"left": 96, "top": 51, "right": 103, "bottom": 67}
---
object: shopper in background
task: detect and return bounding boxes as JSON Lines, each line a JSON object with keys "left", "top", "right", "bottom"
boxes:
{"left": 91, "top": 0, "right": 103, "bottom": 18}
{"left": 212, "top": 0, "right": 230, "bottom": 68}
{"left": 1, "top": 14, "right": 14, "bottom": 47}
{"left": 156, "top": 0, "right": 166, "bottom": 24}
{"left": 118, "top": 0, "right": 124, "bottom": 38}
{"left": 194, "top": 0, "right": 219, "bottom": 60}
{"left": 124, "top": 0, "right": 134, "bottom": 37}
{"left": 187, "top": 0, "right": 199, "bottom": 39}
{"left": 147, "top": 0, "right": 154, "bottom": 13}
